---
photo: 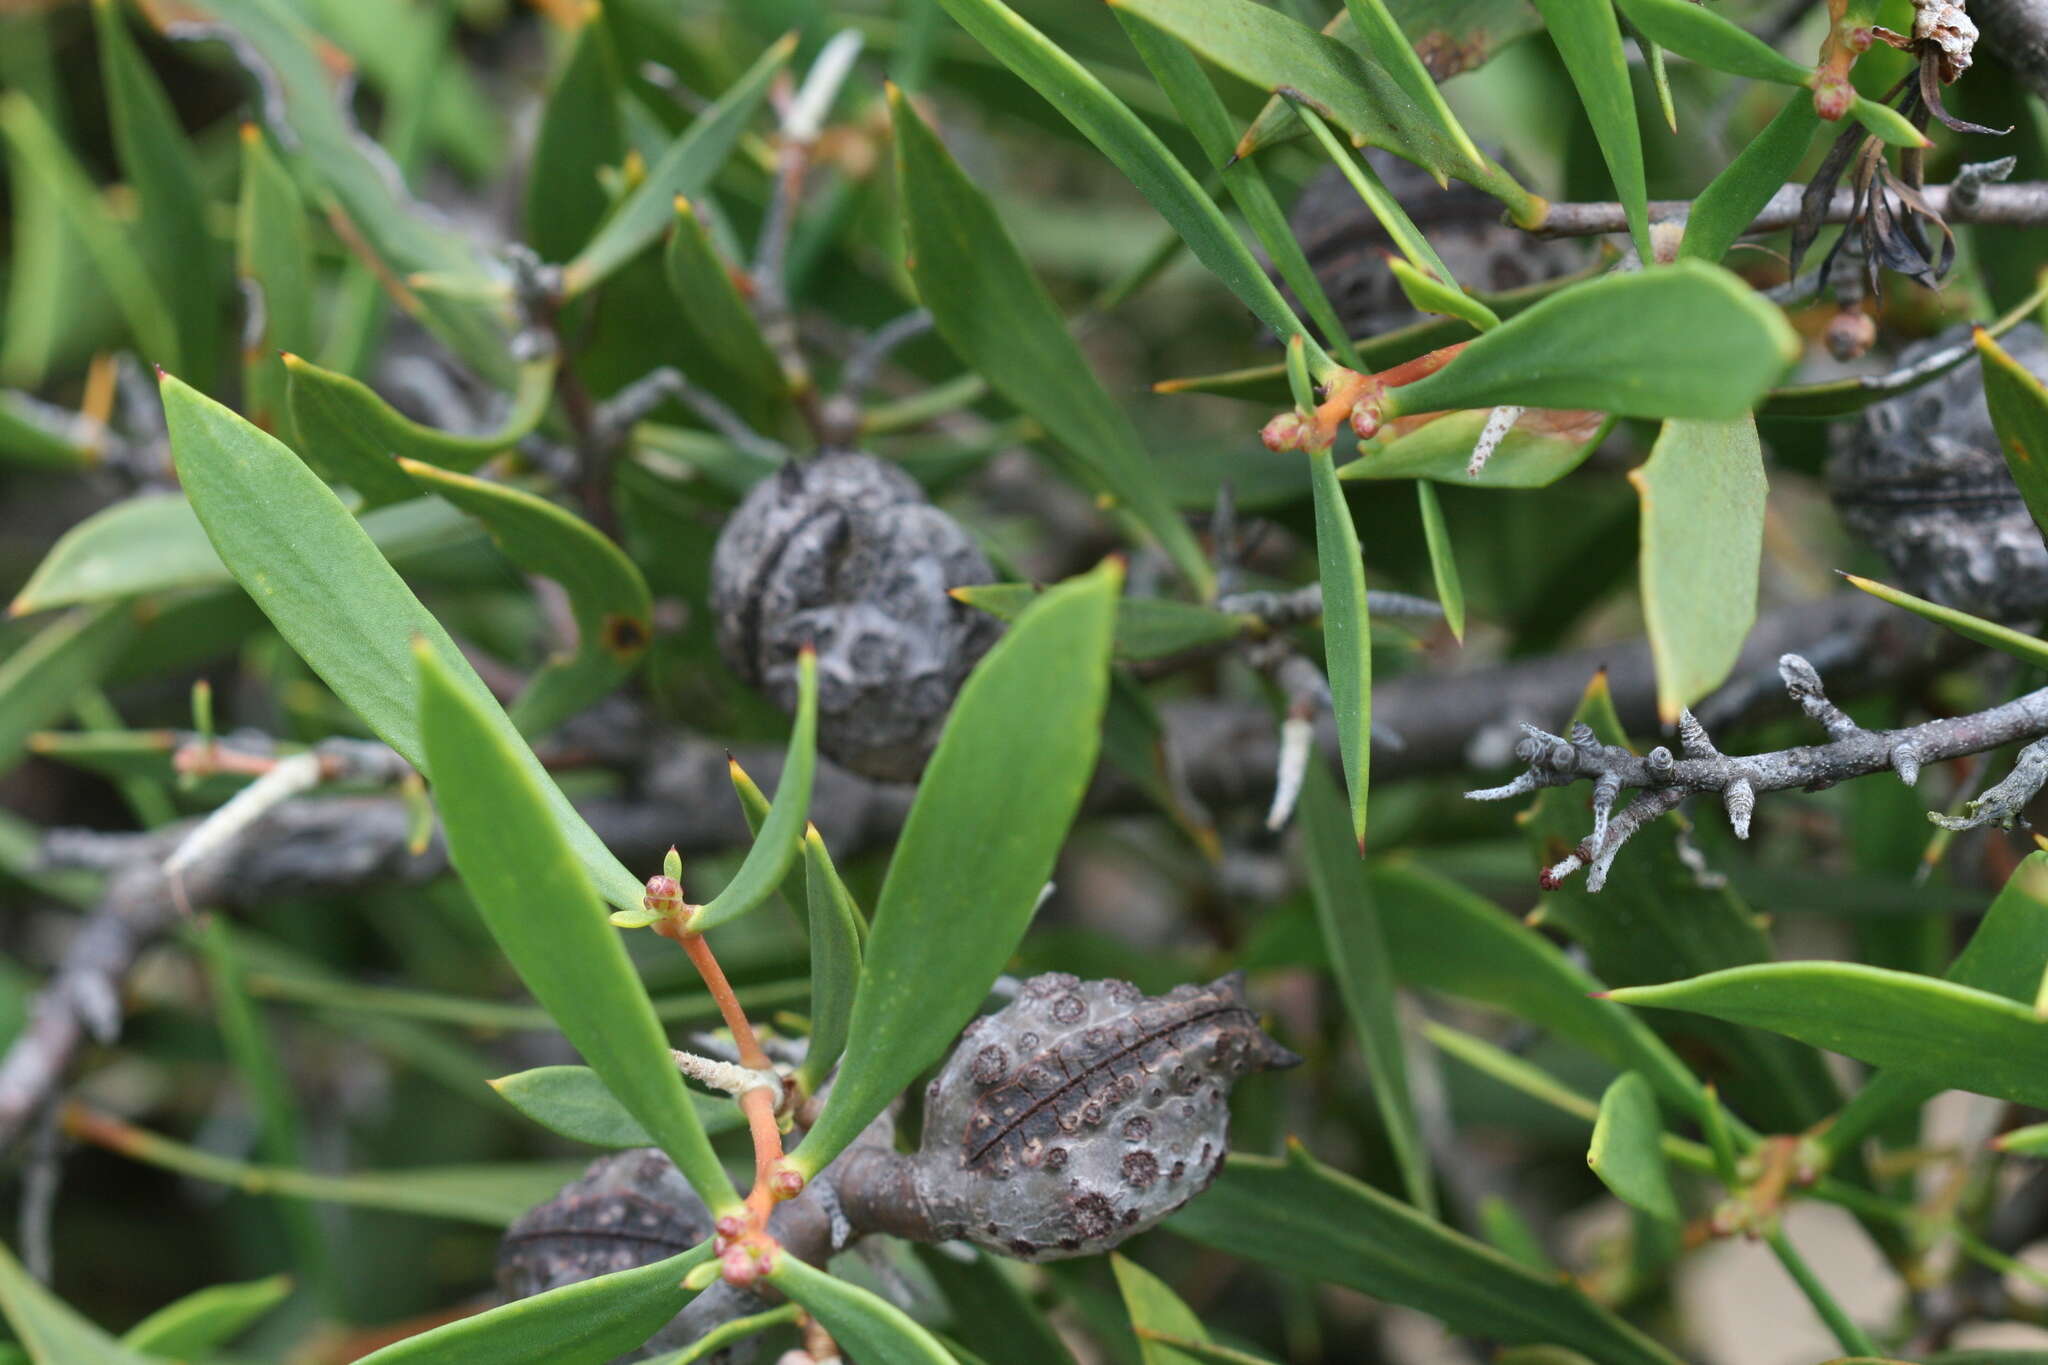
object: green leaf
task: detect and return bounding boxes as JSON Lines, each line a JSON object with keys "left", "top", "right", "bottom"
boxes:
{"left": 767, "top": 1256, "right": 957, "bottom": 1365}
{"left": 1609, "top": 962, "right": 2048, "bottom": 1109}
{"left": 1977, "top": 327, "right": 2048, "bottom": 543}
{"left": 143, "top": 0, "right": 509, "bottom": 379}
{"left": 525, "top": 13, "right": 628, "bottom": 263}
{"left": 924, "top": 0, "right": 1337, "bottom": 369}
{"left": 1588, "top": 1072, "right": 1678, "bottom": 1222}
{"left": 0, "top": 1237, "right": 158, "bottom": 1365}
{"left": 1292, "top": 104, "right": 1460, "bottom": 291}
{"left": 1824, "top": 854, "right": 2048, "bottom": 1160}
{"left": 1389, "top": 258, "right": 1502, "bottom": 333}
{"left": 119, "top": 1274, "right": 292, "bottom": 1357}
{"left": 892, "top": 87, "right": 1213, "bottom": 594}
{"left": 0, "top": 605, "right": 134, "bottom": 778}
{"left": 94, "top": 0, "right": 221, "bottom": 390}
{"left": 236, "top": 123, "right": 316, "bottom": 443}
{"left": 952, "top": 584, "right": 1248, "bottom": 660}
{"left": 665, "top": 198, "right": 789, "bottom": 409}
{"left": 1382, "top": 262, "right": 1799, "bottom": 422}
{"left": 10, "top": 492, "right": 483, "bottom": 615}
{"left": 796, "top": 825, "right": 864, "bottom": 1093}
{"left": 285, "top": 350, "right": 558, "bottom": 503}
{"left": 791, "top": 561, "right": 1119, "bottom": 1177}
{"left": 0, "top": 91, "right": 181, "bottom": 373}
{"left": 1843, "top": 573, "right": 2048, "bottom": 673}
{"left": 912, "top": 1246, "right": 1075, "bottom": 1365}
{"left": 1680, "top": 94, "right": 1821, "bottom": 267}
{"left": 1109, "top": 0, "right": 1543, "bottom": 226}
{"left": 158, "top": 375, "right": 643, "bottom": 910}
{"left": 1301, "top": 765, "right": 1432, "bottom": 1214}
{"left": 1613, "top": 0, "right": 1813, "bottom": 86}
{"left": 0, "top": 394, "right": 94, "bottom": 471}
{"left": 1309, "top": 447, "right": 1371, "bottom": 851}
{"left": 1113, "top": 1254, "right": 1217, "bottom": 1365}
{"left": 1340, "top": 0, "right": 1485, "bottom": 166}
{"left": 416, "top": 639, "right": 737, "bottom": 1209}
{"left": 490, "top": 1065, "right": 744, "bottom": 1147}
{"left": 1170, "top": 1145, "right": 1682, "bottom": 1365}
{"left": 1343, "top": 409, "right": 1612, "bottom": 490}
{"left": 1413, "top": 481, "right": 1465, "bottom": 641}
{"left": 561, "top": 35, "right": 793, "bottom": 295}
{"left": 640, "top": 1305, "right": 803, "bottom": 1365}
{"left": 1629, "top": 416, "right": 1766, "bottom": 723}
{"left": 398, "top": 461, "right": 653, "bottom": 735}
{"left": 355, "top": 1244, "right": 712, "bottom": 1365}
{"left": 1528, "top": 0, "right": 1649, "bottom": 262}
{"left": 694, "top": 651, "right": 817, "bottom": 931}
{"left": 1851, "top": 94, "right": 1931, "bottom": 150}
{"left": 1370, "top": 861, "right": 1705, "bottom": 1114}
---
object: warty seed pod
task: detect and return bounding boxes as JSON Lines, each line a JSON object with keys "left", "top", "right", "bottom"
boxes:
{"left": 1285, "top": 153, "right": 1584, "bottom": 341}
{"left": 710, "top": 452, "right": 1001, "bottom": 783}
{"left": 1827, "top": 322, "right": 2048, "bottom": 620}
{"left": 841, "top": 972, "right": 1299, "bottom": 1262}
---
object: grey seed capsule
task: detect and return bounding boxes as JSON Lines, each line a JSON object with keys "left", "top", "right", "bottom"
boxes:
{"left": 496, "top": 1149, "right": 764, "bottom": 1363}
{"left": 1284, "top": 154, "right": 1584, "bottom": 341}
{"left": 710, "top": 453, "right": 1001, "bottom": 783}
{"left": 905, "top": 972, "right": 1298, "bottom": 1262}
{"left": 1828, "top": 322, "right": 2048, "bottom": 620}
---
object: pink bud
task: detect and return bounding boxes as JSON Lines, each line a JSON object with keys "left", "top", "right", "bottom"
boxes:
{"left": 720, "top": 1245, "right": 759, "bottom": 1287}
{"left": 772, "top": 1167, "right": 806, "bottom": 1201}
{"left": 1260, "top": 413, "right": 1305, "bottom": 452}
{"left": 1348, "top": 399, "right": 1382, "bottom": 441}
{"left": 643, "top": 874, "right": 684, "bottom": 915}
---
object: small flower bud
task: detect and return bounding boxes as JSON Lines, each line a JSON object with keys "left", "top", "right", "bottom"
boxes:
{"left": 643, "top": 874, "right": 684, "bottom": 917}
{"left": 1825, "top": 306, "right": 1876, "bottom": 362}
{"left": 720, "top": 1245, "right": 761, "bottom": 1288}
{"left": 1260, "top": 412, "right": 1307, "bottom": 452}
{"left": 902, "top": 973, "right": 1297, "bottom": 1262}
{"left": 771, "top": 1166, "right": 806, "bottom": 1202}
{"left": 1348, "top": 397, "right": 1382, "bottom": 441}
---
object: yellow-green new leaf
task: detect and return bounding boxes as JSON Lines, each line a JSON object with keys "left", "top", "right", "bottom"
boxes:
{"left": 1843, "top": 574, "right": 2048, "bottom": 673}
{"left": 1113, "top": 1254, "right": 1220, "bottom": 1365}
{"left": 1309, "top": 448, "right": 1371, "bottom": 851}
{"left": 1630, "top": 416, "right": 1766, "bottom": 724}
{"left": 694, "top": 650, "right": 817, "bottom": 932}
{"left": 119, "top": 1274, "right": 292, "bottom": 1358}
{"left": 1382, "top": 263, "right": 1799, "bottom": 422}
{"left": 1414, "top": 481, "right": 1466, "bottom": 640}
{"left": 892, "top": 89, "right": 1212, "bottom": 594}
{"left": 356, "top": 1244, "right": 713, "bottom": 1365}
{"left": 792, "top": 561, "right": 1119, "bottom": 1176}
{"left": 416, "top": 640, "right": 738, "bottom": 1210}
{"left": 1588, "top": 1072, "right": 1678, "bottom": 1223}
{"left": 0, "top": 1238, "right": 158, "bottom": 1365}
{"left": 1977, "top": 327, "right": 2048, "bottom": 543}
{"left": 158, "top": 375, "right": 643, "bottom": 911}
{"left": 398, "top": 460, "right": 653, "bottom": 735}
{"left": 490, "top": 1065, "right": 743, "bottom": 1147}
{"left": 768, "top": 1257, "right": 957, "bottom": 1365}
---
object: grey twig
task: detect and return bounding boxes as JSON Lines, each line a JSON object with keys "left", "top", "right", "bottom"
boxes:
{"left": 592, "top": 367, "right": 790, "bottom": 464}
{"left": 1215, "top": 583, "right": 1445, "bottom": 630}
{"left": 1528, "top": 179, "right": 2048, "bottom": 239}
{"left": 1468, "top": 652, "right": 2048, "bottom": 889}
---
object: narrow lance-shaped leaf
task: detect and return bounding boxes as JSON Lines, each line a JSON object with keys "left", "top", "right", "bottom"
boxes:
{"left": 158, "top": 375, "right": 644, "bottom": 911}
{"left": 1529, "top": 0, "right": 1650, "bottom": 262}
{"left": 0, "top": 92, "right": 181, "bottom": 373}
{"left": 0, "top": 394, "right": 94, "bottom": 471}
{"left": 1381, "top": 262, "right": 1800, "bottom": 422}
{"left": 1588, "top": 1072, "right": 1679, "bottom": 1223}
{"left": 1608, "top": 962, "right": 2048, "bottom": 1110}
{"left": 665, "top": 197, "right": 789, "bottom": 409}
{"left": 237, "top": 123, "right": 316, "bottom": 443}
{"left": 1170, "top": 1144, "right": 1683, "bottom": 1365}
{"left": 398, "top": 460, "right": 654, "bottom": 736}
{"left": 1389, "top": 258, "right": 1502, "bottom": 334}
{"left": 489, "top": 1065, "right": 743, "bottom": 1148}
{"left": 1977, "top": 327, "right": 2048, "bottom": 543}
{"left": 119, "top": 1274, "right": 293, "bottom": 1358}
{"left": 1308, "top": 445, "right": 1371, "bottom": 851}
{"left": 1301, "top": 764, "right": 1432, "bottom": 1213}
{"left": 1629, "top": 416, "right": 1767, "bottom": 724}
{"left": 692, "top": 650, "right": 818, "bottom": 932}
{"left": 1680, "top": 94, "right": 1822, "bottom": 267}
{"left": 795, "top": 824, "right": 864, "bottom": 1093}
{"left": 562, "top": 35, "right": 794, "bottom": 295}
{"left": 0, "top": 604, "right": 134, "bottom": 778}
{"left": 1842, "top": 573, "right": 2048, "bottom": 673}
{"left": 769, "top": 1256, "right": 957, "bottom": 1364}
{"left": 791, "top": 560, "right": 1120, "bottom": 1177}
{"left": 1340, "top": 0, "right": 1484, "bottom": 166}
{"left": 1614, "top": 0, "right": 1815, "bottom": 86}
{"left": 1414, "top": 481, "right": 1466, "bottom": 641}
{"left": 892, "top": 88, "right": 1213, "bottom": 594}
{"left": 0, "top": 1237, "right": 158, "bottom": 1365}
{"left": 93, "top": 0, "right": 221, "bottom": 390}
{"left": 524, "top": 10, "right": 628, "bottom": 263}
{"left": 416, "top": 639, "right": 740, "bottom": 1209}
{"left": 1113, "top": 1254, "right": 1230, "bottom": 1365}
{"left": 925, "top": 0, "right": 1334, "bottom": 374}
{"left": 355, "top": 1244, "right": 713, "bottom": 1365}
{"left": 1292, "top": 101, "right": 1460, "bottom": 291}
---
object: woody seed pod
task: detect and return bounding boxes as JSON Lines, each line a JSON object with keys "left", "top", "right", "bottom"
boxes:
{"left": 1285, "top": 154, "right": 1584, "bottom": 341}
{"left": 842, "top": 972, "right": 1298, "bottom": 1262}
{"left": 710, "top": 453, "right": 1000, "bottom": 783}
{"left": 1827, "top": 323, "right": 2048, "bottom": 620}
